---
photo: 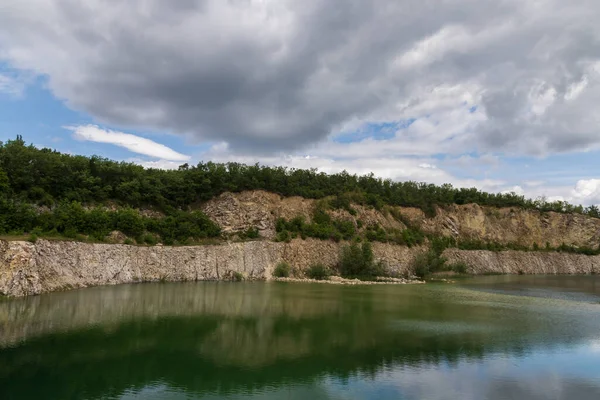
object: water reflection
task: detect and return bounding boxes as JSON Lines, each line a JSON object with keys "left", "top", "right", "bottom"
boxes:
{"left": 1, "top": 278, "right": 599, "bottom": 399}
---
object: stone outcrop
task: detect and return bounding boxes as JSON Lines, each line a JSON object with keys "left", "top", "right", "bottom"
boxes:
{"left": 3, "top": 190, "right": 600, "bottom": 297}
{"left": 443, "top": 248, "right": 600, "bottom": 275}
{"left": 200, "top": 191, "right": 405, "bottom": 239}
{"left": 0, "top": 239, "right": 419, "bottom": 297}
{"left": 201, "top": 191, "right": 600, "bottom": 248}
{"left": 3, "top": 235, "right": 599, "bottom": 297}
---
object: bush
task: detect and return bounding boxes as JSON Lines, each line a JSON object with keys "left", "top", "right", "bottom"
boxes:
{"left": 275, "top": 230, "right": 291, "bottom": 243}
{"left": 123, "top": 238, "right": 134, "bottom": 245}
{"left": 240, "top": 226, "right": 260, "bottom": 239}
{"left": 306, "top": 264, "right": 330, "bottom": 280}
{"left": 339, "top": 242, "right": 386, "bottom": 277}
{"left": 232, "top": 272, "right": 244, "bottom": 282}
{"left": 143, "top": 234, "right": 157, "bottom": 245}
{"left": 412, "top": 250, "right": 447, "bottom": 278}
{"left": 273, "top": 262, "right": 291, "bottom": 278}
{"left": 448, "top": 261, "right": 469, "bottom": 274}
{"left": 27, "top": 233, "right": 38, "bottom": 243}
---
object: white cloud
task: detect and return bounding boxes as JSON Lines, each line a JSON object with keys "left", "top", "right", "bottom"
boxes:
{"left": 195, "top": 139, "right": 507, "bottom": 193}
{"left": 1, "top": 0, "right": 600, "bottom": 156}
{"left": 64, "top": 124, "right": 600, "bottom": 208}
{"left": 501, "top": 186, "right": 525, "bottom": 195}
{"left": 3, "top": 1, "right": 600, "bottom": 207}
{"left": 571, "top": 179, "right": 600, "bottom": 205}
{"left": 128, "top": 158, "right": 185, "bottom": 170}
{"left": 68, "top": 125, "right": 190, "bottom": 161}
{"left": 565, "top": 76, "right": 589, "bottom": 101}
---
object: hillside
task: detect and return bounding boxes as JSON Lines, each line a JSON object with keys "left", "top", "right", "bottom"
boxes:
{"left": 2, "top": 137, "right": 600, "bottom": 250}
{"left": 2, "top": 137, "right": 600, "bottom": 296}
{"left": 201, "top": 190, "right": 600, "bottom": 249}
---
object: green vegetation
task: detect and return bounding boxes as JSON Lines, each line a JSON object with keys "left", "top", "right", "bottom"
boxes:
{"left": 306, "top": 264, "right": 330, "bottom": 280}
{"left": 447, "top": 261, "right": 469, "bottom": 274}
{"left": 274, "top": 200, "right": 426, "bottom": 246}
{"left": 231, "top": 272, "right": 244, "bottom": 282}
{"left": 364, "top": 224, "right": 425, "bottom": 247}
{"left": 2, "top": 136, "right": 600, "bottom": 258}
{"left": 2, "top": 136, "right": 597, "bottom": 223}
{"left": 339, "top": 242, "right": 386, "bottom": 278}
{"left": 275, "top": 213, "right": 355, "bottom": 243}
{"left": 0, "top": 199, "right": 220, "bottom": 244}
{"left": 554, "top": 243, "right": 600, "bottom": 256}
{"left": 273, "top": 262, "right": 291, "bottom": 278}
{"left": 238, "top": 227, "right": 260, "bottom": 240}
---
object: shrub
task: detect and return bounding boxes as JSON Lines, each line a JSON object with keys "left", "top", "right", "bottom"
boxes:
{"left": 448, "top": 261, "right": 469, "bottom": 274}
{"left": 334, "top": 219, "right": 356, "bottom": 240}
{"left": 115, "top": 208, "right": 145, "bottom": 238}
{"left": 275, "top": 230, "right": 291, "bottom": 243}
{"left": 273, "top": 262, "right": 291, "bottom": 278}
{"left": 275, "top": 217, "right": 287, "bottom": 233}
{"left": 143, "top": 234, "right": 157, "bottom": 245}
{"left": 312, "top": 207, "right": 331, "bottom": 225}
{"left": 123, "top": 238, "right": 134, "bottom": 245}
{"left": 412, "top": 250, "right": 447, "bottom": 278}
{"left": 240, "top": 226, "right": 260, "bottom": 239}
{"left": 365, "top": 224, "right": 387, "bottom": 242}
{"left": 232, "top": 272, "right": 244, "bottom": 282}
{"left": 306, "top": 264, "right": 330, "bottom": 280}
{"left": 339, "top": 241, "right": 386, "bottom": 277}
{"left": 27, "top": 233, "right": 38, "bottom": 243}
{"left": 329, "top": 194, "right": 357, "bottom": 215}
{"left": 402, "top": 228, "right": 425, "bottom": 247}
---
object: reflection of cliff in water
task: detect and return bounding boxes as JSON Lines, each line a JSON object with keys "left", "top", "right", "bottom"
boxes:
{"left": 1, "top": 281, "right": 599, "bottom": 399}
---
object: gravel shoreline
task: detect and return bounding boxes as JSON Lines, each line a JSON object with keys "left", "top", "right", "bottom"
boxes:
{"left": 272, "top": 276, "right": 425, "bottom": 285}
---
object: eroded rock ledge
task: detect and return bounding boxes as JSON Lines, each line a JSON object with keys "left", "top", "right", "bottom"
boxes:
{"left": 1, "top": 238, "right": 598, "bottom": 297}
{"left": 0, "top": 239, "right": 416, "bottom": 297}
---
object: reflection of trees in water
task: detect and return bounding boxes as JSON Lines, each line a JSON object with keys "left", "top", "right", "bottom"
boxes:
{"left": 0, "top": 281, "right": 598, "bottom": 399}
{"left": 0, "top": 311, "right": 581, "bottom": 400}
{"left": 0, "top": 282, "right": 347, "bottom": 347}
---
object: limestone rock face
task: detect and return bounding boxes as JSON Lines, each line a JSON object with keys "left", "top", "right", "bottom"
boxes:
{"left": 443, "top": 248, "right": 600, "bottom": 275}
{"left": 0, "top": 239, "right": 420, "bottom": 297}
{"left": 0, "top": 240, "right": 281, "bottom": 297}
{"left": 4, "top": 190, "right": 600, "bottom": 297}
{"left": 200, "top": 190, "right": 405, "bottom": 239}
{"left": 416, "top": 204, "right": 600, "bottom": 248}
{"left": 3, "top": 238, "right": 600, "bottom": 297}
{"left": 201, "top": 191, "right": 600, "bottom": 248}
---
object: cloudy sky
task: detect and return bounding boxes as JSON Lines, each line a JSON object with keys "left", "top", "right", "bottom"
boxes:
{"left": 1, "top": 0, "right": 600, "bottom": 204}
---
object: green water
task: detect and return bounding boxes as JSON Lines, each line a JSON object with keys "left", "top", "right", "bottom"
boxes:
{"left": 1, "top": 276, "right": 599, "bottom": 399}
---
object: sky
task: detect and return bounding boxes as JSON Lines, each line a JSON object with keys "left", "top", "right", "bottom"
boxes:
{"left": 1, "top": 0, "right": 600, "bottom": 204}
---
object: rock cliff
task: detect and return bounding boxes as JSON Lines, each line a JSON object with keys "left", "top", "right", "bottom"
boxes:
{"left": 201, "top": 191, "right": 600, "bottom": 248}
{"left": 443, "top": 248, "right": 600, "bottom": 275}
{"left": 2, "top": 236, "right": 599, "bottom": 297}
{"left": 2, "top": 190, "right": 600, "bottom": 297}
{"left": 0, "top": 239, "right": 418, "bottom": 297}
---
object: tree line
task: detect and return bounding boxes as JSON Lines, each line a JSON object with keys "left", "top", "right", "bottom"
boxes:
{"left": 2, "top": 136, "right": 598, "bottom": 217}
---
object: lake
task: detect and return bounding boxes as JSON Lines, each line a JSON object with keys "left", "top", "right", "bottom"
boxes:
{"left": 1, "top": 276, "right": 600, "bottom": 399}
